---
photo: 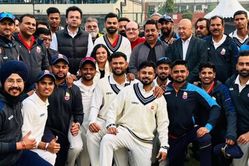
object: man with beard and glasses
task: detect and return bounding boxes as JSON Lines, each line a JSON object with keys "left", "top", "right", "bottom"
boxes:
{"left": 85, "top": 17, "right": 102, "bottom": 43}
{"left": 73, "top": 57, "right": 97, "bottom": 166}
{"left": 195, "top": 18, "right": 210, "bottom": 39}
{"left": 129, "top": 19, "right": 168, "bottom": 80}
{"left": 87, "top": 52, "right": 135, "bottom": 166}
{"left": 226, "top": 50, "right": 249, "bottom": 166}
{"left": 0, "top": 12, "right": 20, "bottom": 67}
{"left": 164, "top": 60, "right": 220, "bottom": 166}
{"left": 44, "top": 54, "right": 83, "bottom": 166}
{"left": 158, "top": 14, "right": 179, "bottom": 45}
{"left": 229, "top": 10, "right": 249, "bottom": 50}
{"left": 94, "top": 13, "right": 131, "bottom": 61}
{"left": 118, "top": 17, "right": 130, "bottom": 37}
{"left": 154, "top": 57, "right": 171, "bottom": 90}
{"left": 0, "top": 60, "right": 51, "bottom": 166}
{"left": 100, "top": 61, "right": 169, "bottom": 166}
{"left": 50, "top": 6, "right": 93, "bottom": 75}
{"left": 197, "top": 62, "right": 236, "bottom": 166}
{"left": 204, "top": 15, "right": 238, "bottom": 83}
{"left": 125, "top": 21, "right": 145, "bottom": 50}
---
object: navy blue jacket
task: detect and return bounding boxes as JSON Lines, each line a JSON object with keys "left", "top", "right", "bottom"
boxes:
{"left": 226, "top": 75, "right": 249, "bottom": 136}
{"left": 0, "top": 92, "right": 23, "bottom": 165}
{"left": 46, "top": 82, "right": 83, "bottom": 141}
{"left": 205, "top": 35, "right": 238, "bottom": 83}
{"left": 197, "top": 81, "right": 237, "bottom": 141}
{"left": 164, "top": 82, "right": 220, "bottom": 137}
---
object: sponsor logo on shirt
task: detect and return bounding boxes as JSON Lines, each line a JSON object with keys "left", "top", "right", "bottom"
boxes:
{"left": 106, "top": 92, "right": 113, "bottom": 95}
{"left": 8, "top": 115, "right": 13, "bottom": 120}
{"left": 40, "top": 113, "right": 45, "bottom": 117}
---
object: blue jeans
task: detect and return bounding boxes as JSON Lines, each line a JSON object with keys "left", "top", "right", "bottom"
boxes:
{"left": 168, "top": 127, "right": 212, "bottom": 166}
{"left": 15, "top": 150, "right": 52, "bottom": 166}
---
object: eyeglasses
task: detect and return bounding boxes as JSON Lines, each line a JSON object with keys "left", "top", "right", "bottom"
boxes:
{"left": 86, "top": 25, "right": 97, "bottom": 29}
{"left": 0, "top": 12, "right": 15, "bottom": 20}
{"left": 126, "top": 28, "right": 138, "bottom": 31}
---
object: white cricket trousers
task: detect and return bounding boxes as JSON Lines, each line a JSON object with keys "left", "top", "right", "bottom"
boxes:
{"left": 100, "top": 126, "right": 152, "bottom": 166}
{"left": 86, "top": 118, "right": 128, "bottom": 166}
{"left": 66, "top": 123, "right": 83, "bottom": 166}
{"left": 233, "top": 142, "right": 249, "bottom": 166}
{"left": 76, "top": 124, "right": 91, "bottom": 166}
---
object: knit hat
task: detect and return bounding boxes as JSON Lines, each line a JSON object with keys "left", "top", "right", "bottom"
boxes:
{"left": 0, "top": 60, "right": 29, "bottom": 85}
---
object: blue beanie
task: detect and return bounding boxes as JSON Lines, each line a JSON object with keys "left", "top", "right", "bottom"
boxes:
{"left": 0, "top": 60, "right": 29, "bottom": 85}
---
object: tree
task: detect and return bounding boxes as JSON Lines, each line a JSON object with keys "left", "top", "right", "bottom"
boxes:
{"left": 158, "top": 0, "right": 175, "bottom": 15}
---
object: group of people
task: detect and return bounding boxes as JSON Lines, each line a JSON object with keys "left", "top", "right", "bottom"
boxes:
{"left": 0, "top": 4, "right": 249, "bottom": 166}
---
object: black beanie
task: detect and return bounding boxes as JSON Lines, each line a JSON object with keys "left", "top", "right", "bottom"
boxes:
{"left": 0, "top": 60, "right": 29, "bottom": 85}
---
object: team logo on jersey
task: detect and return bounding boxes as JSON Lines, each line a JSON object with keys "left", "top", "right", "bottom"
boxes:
{"left": 64, "top": 92, "right": 70, "bottom": 100}
{"left": 220, "top": 48, "right": 226, "bottom": 55}
{"left": 36, "top": 46, "right": 41, "bottom": 54}
{"left": 182, "top": 92, "right": 188, "bottom": 99}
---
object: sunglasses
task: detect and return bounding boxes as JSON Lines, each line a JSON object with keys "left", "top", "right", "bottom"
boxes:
{"left": 196, "top": 26, "right": 206, "bottom": 30}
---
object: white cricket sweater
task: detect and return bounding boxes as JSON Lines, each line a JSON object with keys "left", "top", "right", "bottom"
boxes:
{"left": 88, "top": 74, "right": 135, "bottom": 124}
{"left": 106, "top": 82, "right": 169, "bottom": 148}
{"left": 94, "top": 34, "right": 131, "bottom": 61}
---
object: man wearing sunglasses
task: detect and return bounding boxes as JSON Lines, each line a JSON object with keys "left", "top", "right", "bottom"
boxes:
{"left": 0, "top": 12, "right": 20, "bottom": 67}
{"left": 195, "top": 18, "right": 210, "bottom": 39}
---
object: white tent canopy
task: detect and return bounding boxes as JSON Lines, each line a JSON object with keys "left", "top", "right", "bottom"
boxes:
{"left": 205, "top": 0, "right": 249, "bottom": 19}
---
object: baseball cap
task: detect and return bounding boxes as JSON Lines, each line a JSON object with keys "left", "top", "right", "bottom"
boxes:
{"left": 36, "top": 70, "right": 56, "bottom": 82}
{"left": 213, "top": 143, "right": 243, "bottom": 159}
{"left": 156, "top": 57, "right": 172, "bottom": 66}
{"left": 158, "top": 14, "right": 173, "bottom": 23}
{"left": 51, "top": 54, "right": 69, "bottom": 65}
{"left": 0, "top": 12, "right": 15, "bottom": 23}
{"left": 79, "top": 57, "right": 96, "bottom": 69}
